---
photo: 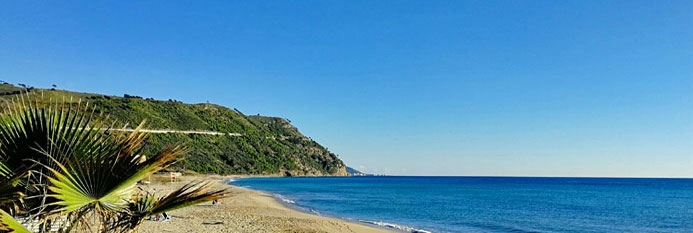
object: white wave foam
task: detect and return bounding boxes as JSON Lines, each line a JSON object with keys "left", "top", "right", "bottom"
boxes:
{"left": 274, "top": 194, "right": 295, "bottom": 204}
{"left": 358, "top": 220, "right": 433, "bottom": 233}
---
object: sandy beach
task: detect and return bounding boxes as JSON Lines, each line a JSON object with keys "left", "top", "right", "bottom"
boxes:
{"left": 137, "top": 176, "right": 394, "bottom": 233}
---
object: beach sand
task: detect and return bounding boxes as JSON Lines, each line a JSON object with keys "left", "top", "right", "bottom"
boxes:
{"left": 137, "top": 175, "right": 394, "bottom": 233}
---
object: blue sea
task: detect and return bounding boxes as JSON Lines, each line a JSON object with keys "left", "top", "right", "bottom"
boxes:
{"left": 231, "top": 176, "right": 693, "bottom": 233}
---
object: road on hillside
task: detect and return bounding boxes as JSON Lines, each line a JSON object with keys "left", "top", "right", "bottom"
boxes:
{"left": 96, "top": 128, "right": 244, "bottom": 136}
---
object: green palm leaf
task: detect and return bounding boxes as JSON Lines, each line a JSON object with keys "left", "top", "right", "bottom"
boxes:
{"left": 0, "top": 94, "right": 115, "bottom": 218}
{"left": 0, "top": 93, "right": 229, "bottom": 233}
{"left": 0, "top": 209, "right": 31, "bottom": 233}
{"left": 144, "top": 182, "right": 229, "bottom": 215}
{"left": 107, "top": 182, "right": 229, "bottom": 232}
{"left": 45, "top": 127, "right": 185, "bottom": 213}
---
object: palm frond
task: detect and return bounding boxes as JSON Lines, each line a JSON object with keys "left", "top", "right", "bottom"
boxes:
{"left": 0, "top": 209, "right": 31, "bottom": 233}
{"left": 0, "top": 93, "right": 230, "bottom": 233}
{"left": 0, "top": 95, "right": 109, "bottom": 170}
{"left": 0, "top": 164, "right": 27, "bottom": 214}
{"left": 0, "top": 93, "right": 115, "bottom": 217}
{"left": 44, "top": 130, "right": 185, "bottom": 213}
{"left": 145, "top": 182, "right": 229, "bottom": 215}
{"left": 107, "top": 182, "right": 229, "bottom": 232}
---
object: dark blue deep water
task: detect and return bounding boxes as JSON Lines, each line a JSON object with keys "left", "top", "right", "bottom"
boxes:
{"left": 231, "top": 177, "right": 693, "bottom": 233}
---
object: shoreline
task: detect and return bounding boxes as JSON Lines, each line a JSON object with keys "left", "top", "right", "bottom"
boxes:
{"left": 137, "top": 175, "right": 396, "bottom": 233}
{"left": 230, "top": 178, "right": 428, "bottom": 233}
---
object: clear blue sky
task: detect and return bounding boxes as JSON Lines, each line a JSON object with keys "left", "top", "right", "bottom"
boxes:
{"left": 2, "top": 1, "right": 692, "bottom": 177}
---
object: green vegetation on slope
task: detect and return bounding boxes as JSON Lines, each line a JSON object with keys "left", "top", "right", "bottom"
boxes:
{"left": 0, "top": 83, "right": 347, "bottom": 176}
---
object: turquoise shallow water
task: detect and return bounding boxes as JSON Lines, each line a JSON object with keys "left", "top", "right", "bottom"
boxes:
{"left": 231, "top": 177, "right": 693, "bottom": 233}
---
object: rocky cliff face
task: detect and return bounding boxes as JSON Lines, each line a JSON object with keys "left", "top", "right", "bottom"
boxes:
{"left": 282, "top": 166, "right": 348, "bottom": 177}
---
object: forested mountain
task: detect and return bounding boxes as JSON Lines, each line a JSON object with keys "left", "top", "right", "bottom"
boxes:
{"left": 0, "top": 83, "right": 348, "bottom": 176}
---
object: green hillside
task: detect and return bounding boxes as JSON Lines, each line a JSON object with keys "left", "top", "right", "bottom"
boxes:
{"left": 0, "top": 83, "right": 348, "bottom": 176}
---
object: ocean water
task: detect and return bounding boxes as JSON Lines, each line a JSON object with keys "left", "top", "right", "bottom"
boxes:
{"left": 231, "top": 177, "right": 693, "bottom": 233}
